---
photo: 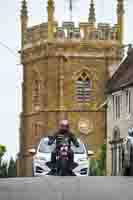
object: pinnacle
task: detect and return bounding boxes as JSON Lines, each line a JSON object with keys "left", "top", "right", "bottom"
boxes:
{"left": 21, "top": 0, "right": 27, "bottom": 16}
{"left": 88, "top": 0, "right": 96, "bottom": 25}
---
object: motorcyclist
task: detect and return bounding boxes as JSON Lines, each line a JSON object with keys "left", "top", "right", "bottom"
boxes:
{"left": 122, "top": 127, "right": 133, "bottom": 175}
{"left": 48, "top": 120, "right": 79, "bottom": 172}
{"left": 128, "top": 127, "right": 133, "bottom": 137}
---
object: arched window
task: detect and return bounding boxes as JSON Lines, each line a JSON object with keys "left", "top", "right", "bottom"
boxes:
{"left": 32, "top": 77, "right": 40, "bottom": 111}
{"left": 32, "top": 121, "right": 44, "bottom": 143}
{"left": 34, "top": 123, "right": 38, "bottom": 137}
{"left": 76, "top": 71, "right": 91, "bottom": 102}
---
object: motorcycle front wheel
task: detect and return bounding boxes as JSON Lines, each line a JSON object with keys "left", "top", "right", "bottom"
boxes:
{"left": 57, "top": 159, "right": 69, "bottom": 176}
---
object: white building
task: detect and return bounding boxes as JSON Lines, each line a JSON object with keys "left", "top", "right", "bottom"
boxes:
{"left": 106, "top": 49, "right": 133, "bottom": 176}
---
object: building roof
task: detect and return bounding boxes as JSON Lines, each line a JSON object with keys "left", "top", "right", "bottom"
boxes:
{"left": 106, "top": 49, "right": 133, "bottom": 94}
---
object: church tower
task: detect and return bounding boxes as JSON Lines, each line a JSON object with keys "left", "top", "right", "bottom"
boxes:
{"left": 18, "top": 0, "right": 124, "bottom": 176}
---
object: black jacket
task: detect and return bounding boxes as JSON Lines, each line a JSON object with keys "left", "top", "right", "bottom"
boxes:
{"left": 48, "top": 131, "right": 79, "bottom": 148}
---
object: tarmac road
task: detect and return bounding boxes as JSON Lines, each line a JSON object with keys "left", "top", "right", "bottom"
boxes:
{"left": 0, "top": 176, "right": 133, "bottom": 200}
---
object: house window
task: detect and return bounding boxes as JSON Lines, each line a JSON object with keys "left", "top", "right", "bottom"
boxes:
{"left": 126, "top": 90, "right": 131, "bottom": 113}
{"left": 113, "top": 94, "right": 122, "bottom": 120}
{"left": 76, "top": 72, "right": 91, "bottom": 102}
{"left": 112, "top": 95, "right": 115, "bottom": 119}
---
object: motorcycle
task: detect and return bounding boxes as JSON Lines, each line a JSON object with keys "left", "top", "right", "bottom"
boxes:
{"left": 46, "top": 138, "right": 78, "bottom": 176}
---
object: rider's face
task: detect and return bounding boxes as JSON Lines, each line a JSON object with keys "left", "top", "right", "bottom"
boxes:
{"left": 59, "top": 125, "right": 69, "bottom": 134}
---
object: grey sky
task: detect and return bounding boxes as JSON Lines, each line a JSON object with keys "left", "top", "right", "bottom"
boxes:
{"left": 0, "top": 0, "right": 133, "bottom": 159}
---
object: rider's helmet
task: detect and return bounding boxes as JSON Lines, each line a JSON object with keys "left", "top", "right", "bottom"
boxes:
{"left": 59, "top": 119, "right": 69, "bottom": 134}
{"left": 128, "top": 127, "right": 133, "bottom": 137}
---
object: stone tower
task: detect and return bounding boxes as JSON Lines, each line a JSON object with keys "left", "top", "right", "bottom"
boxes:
{"left": 18, "top": 0, "right": 124, "bottom": 176}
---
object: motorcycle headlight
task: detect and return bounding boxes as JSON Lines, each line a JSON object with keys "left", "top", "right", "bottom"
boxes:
{"left": 78, "top": 158, "right": 87, "bottom": 162}
{"left": 34, "top": 156, "right": 47, "bottom": 162}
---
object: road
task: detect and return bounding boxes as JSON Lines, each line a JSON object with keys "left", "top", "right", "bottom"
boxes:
{"left": 0, "top": 176, "right": 133, "bottom": 200}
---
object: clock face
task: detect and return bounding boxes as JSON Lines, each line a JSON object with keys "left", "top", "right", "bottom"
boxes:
{"left": 78, "top": 118, "right": 93, "bottom": 135}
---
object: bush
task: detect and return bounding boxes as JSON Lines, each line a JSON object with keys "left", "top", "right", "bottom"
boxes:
{"left": 0, "top": 145, "right": 17, "bottom": 178}
{"left": 0, "top": 162, "right": 8, "bottom": 178}
{"left": 0, "top": 144, "right": 7, "bottom": 178}
{"left": 0, "top": 144, "right": 6, "bottom": 160}
{"left": 89, "top": 143, "right": 106, "bottom": 176}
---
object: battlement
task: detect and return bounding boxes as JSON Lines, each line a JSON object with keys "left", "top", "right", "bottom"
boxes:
{"left": 23, "top": 21, "right": 119, "bottom": 47}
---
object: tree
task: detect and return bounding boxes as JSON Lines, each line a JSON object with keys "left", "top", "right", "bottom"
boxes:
{"left": 0, "top": 144, "right": 6, "bottom": 160}
{"left": 0, "top": 144, "right": 7, "bottom": 178}
{"left": 8, "top": 157, "right": 17, "bottom": 177}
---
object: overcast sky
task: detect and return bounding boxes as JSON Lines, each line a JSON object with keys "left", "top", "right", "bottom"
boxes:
{"left": 0, "top": 0, "right": 133, "bottom": 159}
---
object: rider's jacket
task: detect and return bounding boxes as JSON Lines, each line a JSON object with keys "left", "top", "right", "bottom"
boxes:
{"left": 48, "top": 131, "right": 79, "bottom": 149}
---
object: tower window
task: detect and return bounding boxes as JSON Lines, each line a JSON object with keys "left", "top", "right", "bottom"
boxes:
{"left": 34, "top": 123, "right": 38, "bottom": 137}
{"left": 76, "top": 72, "right": 91, "bottom": 102}
{"left": 32, "top": 121, "right": 44, "bottom": 141}
{"left": 32, "top": 79, "right": 40, "bottom": 110}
